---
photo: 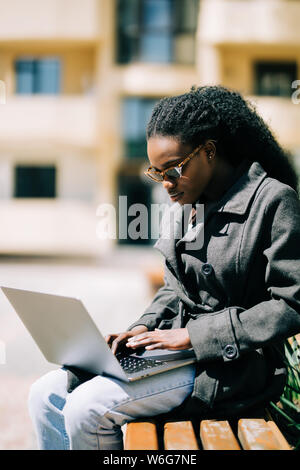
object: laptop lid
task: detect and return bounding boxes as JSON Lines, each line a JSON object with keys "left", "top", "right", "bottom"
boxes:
{"left": 1, "top": 286, "right": 129, "bottom": 382}
{"left": 1, "top": 286, "right": 196, "bottom": 382}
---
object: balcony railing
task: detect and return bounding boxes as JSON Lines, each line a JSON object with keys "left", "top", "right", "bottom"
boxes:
{"left": 0, "top": 96, "right": 97, "bottom": 148}
{"left": 199, "top": 0, "right": 300, "bottom": 45}
{"left": 0, "top": 0, "right": 100, "bottom": 40}
{"left": 248, "top": 95, "right": 300, "bottom": 148}
{"left": 0, "top": 199, "right": 103, "bottom": 256}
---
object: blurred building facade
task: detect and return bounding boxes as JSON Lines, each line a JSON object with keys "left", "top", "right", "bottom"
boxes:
{"left": 0, "top": 0, "right": 299, "bottom": 256}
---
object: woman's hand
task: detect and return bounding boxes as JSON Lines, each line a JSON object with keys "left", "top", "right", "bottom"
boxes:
{"left": 105, "top": 325, "right": 149, "bottom": 355}
{"left": 126, "top": 328, "right": 192, "bottom": 351}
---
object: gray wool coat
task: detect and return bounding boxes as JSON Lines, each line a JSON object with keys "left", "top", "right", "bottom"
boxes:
{"left": 128, "top": 159, "right": 300, "bottom": 416}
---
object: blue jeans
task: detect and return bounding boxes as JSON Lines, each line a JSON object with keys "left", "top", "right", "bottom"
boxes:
{"left": 28, "top": 365, "right": 196, "bottom": 450}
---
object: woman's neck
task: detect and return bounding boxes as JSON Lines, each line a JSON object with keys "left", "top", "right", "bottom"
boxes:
{"left": 203, "top": 158, "right": 246, "bottom": 202}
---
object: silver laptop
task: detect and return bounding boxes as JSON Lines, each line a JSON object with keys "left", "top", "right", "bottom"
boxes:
{"left": 1, "top": 286, "right": 196, "bottom": 382}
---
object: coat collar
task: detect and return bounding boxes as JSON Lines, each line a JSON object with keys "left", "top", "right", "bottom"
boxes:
{"left": 154, "top": 160, "right": 268, "bottom": 273}
{"left": 215, "top": 159, "right": 267, "bottom": 215}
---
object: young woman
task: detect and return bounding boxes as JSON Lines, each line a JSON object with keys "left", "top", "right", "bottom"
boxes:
{"left": 28, "top": 86, "right": 300, "bottom": 450}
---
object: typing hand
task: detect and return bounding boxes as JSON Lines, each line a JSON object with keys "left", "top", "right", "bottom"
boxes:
{"left": 105, "top": 325, "right": 148, "bottom": 355}
{"left": 126, "top": 328, "right": 192, "bottom": 351}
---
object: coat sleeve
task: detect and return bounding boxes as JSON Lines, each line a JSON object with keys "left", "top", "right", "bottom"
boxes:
{"left": 187, "top": 185, "right": 300, "bottom": 363}
{"left": 127, "top": 271, "right": 180, "bottom": 331}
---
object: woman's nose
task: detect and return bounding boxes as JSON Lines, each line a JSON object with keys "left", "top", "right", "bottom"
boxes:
{"left": 162, "top": 178, "right": 177, "bottom": 191}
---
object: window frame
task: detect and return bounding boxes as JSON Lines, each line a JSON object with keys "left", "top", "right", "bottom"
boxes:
{"left": 15, "top": 57, "right": 61, "bottom": 95}
{"left": 116, "top": 0, "right": 199, "bottom": 64}
{"left": 14, "top": 164, "right": 57, "bottom": 198}
{"left": 254, "top": 61, "right": 298, "bottom": 97}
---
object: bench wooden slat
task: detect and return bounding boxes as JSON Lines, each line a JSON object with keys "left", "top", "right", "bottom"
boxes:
{"left": 164, "top": 421, "right": 199, "bottom": 450}
{"left": 124, "top": 422, "right": 159, "bottom": 450}
{"left": 265, "top": 421, "right": 291, "bottom": 450}
{"left": 238, "top": 419, "right": 291, "bottom": 450}
{"left": 200, "top": 420, "right": 241, "bottom": 450}
{"left": 124, "top": 416, "right": 291, "bottom": 450}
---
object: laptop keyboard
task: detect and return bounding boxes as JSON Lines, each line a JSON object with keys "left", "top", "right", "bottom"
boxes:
{"left": 117, "top": 355, "right": 166, "bottom": 374}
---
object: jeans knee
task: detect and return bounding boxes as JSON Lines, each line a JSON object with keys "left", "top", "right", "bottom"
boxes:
{"left": 63, "top": 392, "right": 98, "bottom": 437}
{"left": 63, "top": 390, "right": 125, "bottom": 450}
{"left": 28, "top": 369, "right": 67, "bottom": 420}
{"left": 64, "top": 388, "right": 123, "bottom": 440}
{"left": 28, "top": 376, "right": 47, "bottom": 419}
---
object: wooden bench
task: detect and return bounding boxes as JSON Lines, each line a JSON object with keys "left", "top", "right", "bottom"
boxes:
{"left": 124, "top": 415, "right": 291, "bottom": 450}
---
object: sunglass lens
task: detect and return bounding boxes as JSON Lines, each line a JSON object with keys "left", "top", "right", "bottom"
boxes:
{"left": 146, "top": 169, "right": 163, "bottom": 182}
{"left": 165, "top": 167, "right": 181, "bottom": 179}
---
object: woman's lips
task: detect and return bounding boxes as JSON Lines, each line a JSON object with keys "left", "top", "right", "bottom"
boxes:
{"left": 169, "top": 192, "right": 184, "bottom": 202}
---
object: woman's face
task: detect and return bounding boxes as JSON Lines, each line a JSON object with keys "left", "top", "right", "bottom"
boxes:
{"left": 147, "top": 136, "right": 216, "bottom": 205}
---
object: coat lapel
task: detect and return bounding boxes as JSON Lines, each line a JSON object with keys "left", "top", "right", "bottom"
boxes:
{"left": 154, "top": 202, "right": 183, "bottom": 278}
{"left": 176, "top": 160, "right": 267, "bottom": 249}
{"left": 175, "top": 200, "right": 215, "bottom": 249}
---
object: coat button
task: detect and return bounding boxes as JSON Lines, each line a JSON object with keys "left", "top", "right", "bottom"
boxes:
{"left": 202, "top": 263, "right": 213, "bottom": 276}
{"left": 224, "top": 344, "right": 238, "bottom": 360}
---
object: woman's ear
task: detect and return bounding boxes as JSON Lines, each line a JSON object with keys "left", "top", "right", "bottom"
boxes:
{"left": 204, "top": 140, "right": 217, "bottom": 162}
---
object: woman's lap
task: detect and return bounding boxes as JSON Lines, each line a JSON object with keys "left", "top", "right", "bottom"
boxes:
{"left": 28, "top": 364, "right": 196, "bottom": 449}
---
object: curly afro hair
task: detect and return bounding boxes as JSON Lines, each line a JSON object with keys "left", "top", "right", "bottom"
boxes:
{"left": 146, "top": 85, "right": 299, "bottom": 194}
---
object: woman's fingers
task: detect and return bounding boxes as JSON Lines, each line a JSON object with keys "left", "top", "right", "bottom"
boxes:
{"left": 126, "top": 328, "right": 192, "bottom": 351}
{"left": 144, "top": 342, "right": 164, "bottom": 351}
{"left": 126, "top": 332, "right": 152, "bottom": 345}
{"left": 126, "top": 331, "right": 165, "bottom": 349}
{"left": 105, "top": 330, "right": 175, "bottom": 354}
{"left": 111, "top": 332, "right": 133, "bottom": 355}
{"left": 105, "top": 334, "right": 117, "bottom": 346}
{"left": 111, "top": 335, "right": 125, "bottom": 355}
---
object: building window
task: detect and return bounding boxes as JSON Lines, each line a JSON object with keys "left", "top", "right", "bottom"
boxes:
{"left": 14, "top": 165, "right": 56, "bottom": 198}
{"left": 15, "top": 57, "right": 61, "bottom": 94}
{"left": 116, "top": 0, "right": 199, "bottom": 64}
{"left": 254, "top": 62, "right": 297, "bottom": 97}
{"left": 117, "top": 172, "right": 152, "bottom": 246}
{"left": 122, "top": 97, "right": 159, "bottom": 158}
